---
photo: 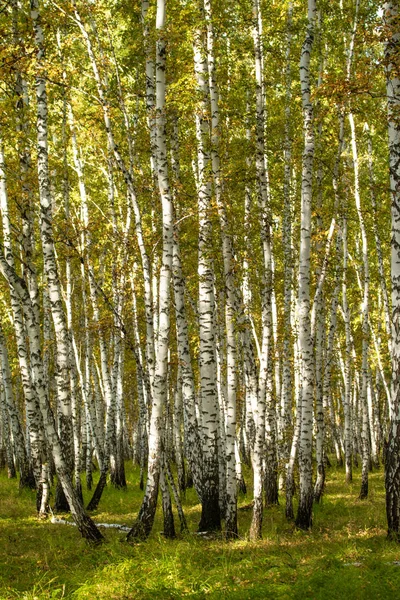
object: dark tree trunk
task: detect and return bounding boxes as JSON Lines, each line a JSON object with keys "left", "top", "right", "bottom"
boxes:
{"left": 126, "top": 468, "right": 160, "bottom": 541}
{"left": 198, "top": 488, "right": 221, "bottom": 532}
{"left": 160, "top": 466, "right": 175, "bottom": 539}
{"left": 20, "top": 466, "right": 36, "bottom": 490}
{"left": 86, "top": 471, "right": 107, "bottom": 511}
{"left": 54, "top": 480, "right": 70, "bottom": 512}
{"left": 264, "top": 463, "right": 279, "bottom": 506}
{"left": 386, "top": 424, "right": 400, "bottom": 540}
{"left": 295, "top": 490, "right": 313, "bottom": 530}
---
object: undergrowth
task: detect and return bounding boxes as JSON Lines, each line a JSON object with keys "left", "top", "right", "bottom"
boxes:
{"left": 1, "top": 462, "right": 399, "bottom": 599}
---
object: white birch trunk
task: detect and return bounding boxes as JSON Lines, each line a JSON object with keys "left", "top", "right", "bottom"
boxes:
{"left": 342, "top": 217, "right": 353, "bottom": 483}
{"left": 172, "top": 239, "right": 203, "bottom": 498}
{"left": 194, "top": 20, "right": 220, "bottom": 533}
{"left": 10, "top": 6, "right": 44, "bottom": 492}
{"left": 204, "top": 0, "right": 238, "bottom": 538}
{"left": 249, "top": 0, "right": 271, "bottom": 540}
{"left": 295, "top": 0, "right": 316, "bottom": 531}
{"left": 286, "top": 332, "right": 302, "bottom": 520}
{"left": 0, "top": 391, "right": 15, "bottom": 479}
{"left": 127, "top": 0, "right": 174, "bottom": 540}
{"left": 0, "top": 325, "right": 32, "bottom": 487}
{"left": 384, "top": 0, "right": 400, "bottom": 540}
{"left": 73, "top": 2, "right": 155, "bottom": 393}
{"left": 31, "top": 2, "right": 75, "bottom": 510}
{"left": 348, "top": 112, "right": 370, "bottom": 499}
{"left": 0, "top": 135, "right": 40, "bottom": 490}
{"left": 130, "top": 270, "right": 149, "bottom": 490}
{"left": 280, "top": 4, "right": 294, "bottom": 487}
{"left": 0, "top": 246, "right": 102, "bottom": 541}
{"left": 241, "top": 132, "right": 258, "bottom": 466}
{"left": 365, "top": 123, "right": 391, "bottom": 355}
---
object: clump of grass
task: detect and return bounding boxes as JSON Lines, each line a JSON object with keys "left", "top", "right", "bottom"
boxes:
{"left": 1, "top": 463, "right": 399, "bottom": 599}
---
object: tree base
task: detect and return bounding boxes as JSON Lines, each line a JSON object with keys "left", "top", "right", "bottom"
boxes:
{"left": 198, "top": 492, "right": 221, "bottom": 532}
{"left": 249, "top": 497, "right": 263, "bottom": 540}
{"left": 87, "top": 471, "right": 107, "bottom": 511}
{"left": 237, "top": 476, "right": 247, "bottom": 495}
{"left": 385, "top": 423, "right": 400, "bottom": 539}
{"left": 54, "top": 480, "right": 70, "bottom": 513}
{"left": 20, "top": 468, "right": 37, "bottom": 490}
{"left": 359, "top": 476, "right": 368, "bottom": 500}
{"left": 313, "top": 464, "right": 325, "bottom": 503}
{"left": 295, "top": 492, "right": 313, "bottom": 530}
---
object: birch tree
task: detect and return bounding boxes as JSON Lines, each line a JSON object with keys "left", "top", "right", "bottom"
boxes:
{"left": 127, "top": 0, "right": 174, "bottom": 540}
{"left": 384, "top": 0, "right": 400, "bottom": 540}
{"left": 295, "top": 0, "right": 316, "bottom": 531}
{"left": 193, "top": 14, "right": 221, "bottom": 533}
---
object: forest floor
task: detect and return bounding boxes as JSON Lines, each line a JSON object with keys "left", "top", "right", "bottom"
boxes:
{"left": 1, "top": 462, "right": 400, "bottom": 599}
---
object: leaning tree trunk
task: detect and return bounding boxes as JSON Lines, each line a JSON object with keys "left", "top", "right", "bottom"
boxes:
{"left": 73, "top": 1, "right": 155, "bottom": 398}
{"left": 0, "top": 250, "right": 103, "bottom": 543}
{"left": 0, "top": 135, "right": 39, "bottom": 490}
{"left": 58, "top": 51, "right": 84, "bottom": 502}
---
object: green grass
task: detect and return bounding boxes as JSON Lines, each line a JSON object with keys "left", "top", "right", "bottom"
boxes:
{"left": 1, "top": 463, "right": 400, "bottom": 599}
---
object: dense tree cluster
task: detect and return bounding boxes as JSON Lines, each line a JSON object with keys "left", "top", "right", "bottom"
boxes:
{"left": 0, "top": 0, "right": 399, "bottom": 543}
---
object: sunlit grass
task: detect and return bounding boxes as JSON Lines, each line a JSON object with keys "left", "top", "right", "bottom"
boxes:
{"left": 1, "top": 461, "right": 400, "bottom": 598}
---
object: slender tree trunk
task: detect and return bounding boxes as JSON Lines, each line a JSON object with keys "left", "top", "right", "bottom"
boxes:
{"left": 366, "top": 123, "right": 391, "bottom": 355}
{"left": 173, "top": 367, "right": 186, "bottom": 494}
{"left": 0, "top": 251, "right": 103, "bottom": 542}
{"left": 0, "top": 139, "right": 37, "bottom": 490}
{"left": 127, "top": 0, "right": 174, "bottom": 540}
{"left": 249, "top": 0, "right": 273, "bottom": 539}
{"left": 73, "top": 1, "right": 155, "bottom": 396}
{"left": 31, "top": 0, "right": 75, "bottom": 514}
{"left": 286, "top": 340, "right": 302, "bottom": 521}
{"left": 204, "top": 0, "right": 238, "bottom": 538}
{"left": 342, "top": 217, "right": 353, "bottom": 483}
{"left": 172, "top": 238, "right": 203, "bottom": 497}
{"left": 24, "top": 0, "right": 103, "bottom": 542}
{"left": 194, "top": 17, "right": 221, "bottom": 533}
{"left": 0, "top": 326, "right": 33, "bottom": 488}
{"left": 9, "top": 3, "right": 44, "bottom": 493}
{"left": 280, "top": 1, "right": 294, "bottom": 493}
{"left": 348, "top": 112, "right": 370, "bottom": 499}
{"left": 0, "top": 387, "right": 16, "bottom": 479}
{"left": 295, "top": 0, "right": 316, "bottom": 531}
{"left": 384, "top": 0, "right": 400, "bottom": 540}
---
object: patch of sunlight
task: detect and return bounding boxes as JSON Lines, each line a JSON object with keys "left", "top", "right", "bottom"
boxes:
{"left": 329, "top": 493, "right": 355, "bottom": 500}
{"left": 183, "top": 503, "right": 202, "bottom": 514}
